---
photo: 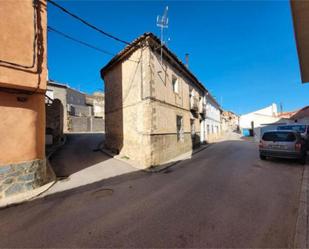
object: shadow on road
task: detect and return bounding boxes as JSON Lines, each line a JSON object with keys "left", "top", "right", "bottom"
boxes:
{"left": 49, "top": 133, "right": 109, "bottom": 177}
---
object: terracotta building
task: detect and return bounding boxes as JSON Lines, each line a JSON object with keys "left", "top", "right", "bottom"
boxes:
{"left": 291, "top": 0, "right": 309, "bottom": 83}
{"left": 0, "top": 0, "right": 48, "bottom": 199}
{"left": 101, "top": 33, "right": 220, "bottom": 168}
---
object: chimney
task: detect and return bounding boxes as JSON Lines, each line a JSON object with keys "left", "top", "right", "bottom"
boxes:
{"left": 185, "top": 53, "right": 189, "bottom": 68}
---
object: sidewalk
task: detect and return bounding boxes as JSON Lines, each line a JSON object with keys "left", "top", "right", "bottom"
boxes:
{"left": 294, "top": 164, "right": 309, "bottom": 248}
{"left": 41, "top": 157, "right": 139, "bottom": 197}
{"left": 1, "top": 134, "right": 235, "bottom": 207}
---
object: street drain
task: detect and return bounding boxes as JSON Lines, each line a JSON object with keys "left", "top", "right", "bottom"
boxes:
{"left": 91, "top": 188, "right": 114, "bottom": 198}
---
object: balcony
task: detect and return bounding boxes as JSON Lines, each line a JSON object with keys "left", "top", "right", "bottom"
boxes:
{"left": 190, "top": 96, "right": 199, "bottom": 112}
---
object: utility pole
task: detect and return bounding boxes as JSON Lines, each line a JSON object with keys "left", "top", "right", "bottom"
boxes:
{"left": 156, "top": 6, "right": 169, "bottom": 65}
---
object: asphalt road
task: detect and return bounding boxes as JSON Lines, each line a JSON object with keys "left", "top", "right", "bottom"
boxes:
{"left": 0, "top": 136, "right": 304, "bottom": 248}
{"left": 49, "top": 133, "right": 109, "bottom": 177}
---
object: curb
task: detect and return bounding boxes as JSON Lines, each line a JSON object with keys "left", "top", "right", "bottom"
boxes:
{"left": 146, "top": 143, "right": 212, "bottom": 173}
{"left": 0, "top": 137, "right": 66, "bottom": 209}
{"left": 294, "top": 164, "right": 309, "bottom": 248}
{"left": 0, "top": 160, "right": 57, "bottom": 209}
{"left": 98, "top": 142, "right": 213, "bottom": 173}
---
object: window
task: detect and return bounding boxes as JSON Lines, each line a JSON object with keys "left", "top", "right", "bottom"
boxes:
{"left": 207, "top": 124, "right": 210, "bottom": 135}
{"left": 262, "top": 131, "right": 296, "bottom": 142}
{"left": 190, "top": 119, "right": 195, "bottom": 137}
{"left": 176, "top": 115, "right": 183, "bottom": 141}
{"left": 211, "top": 125, "right": 214, "bottom": 134}
{"left": 172, "top": 76, "right": 179, "bottom": 93}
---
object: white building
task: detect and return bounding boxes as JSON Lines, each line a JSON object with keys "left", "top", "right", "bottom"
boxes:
{"left": 202, "top": 92, "right": 221, "bottom": 142}
{"left": 239, "top": 103, "right": 290, "bottom": 140}
{"left": 239, "top": 104, "right": 279, "bottom": 129}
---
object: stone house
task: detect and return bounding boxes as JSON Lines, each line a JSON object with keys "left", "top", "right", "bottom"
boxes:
{"left": 46, "top": 80, "right": 104, "bottom": 133}
{"left": 86, "top": 92, "right": 105, "bottom": 118}
{"left": 0, "top": 0, "right": 49, "bottom": 199}
{"left": 221, "top": 110, "right": 239, "bottom": 133}
{"left": 101, "top": 33, "right": 220, "bottom": 168}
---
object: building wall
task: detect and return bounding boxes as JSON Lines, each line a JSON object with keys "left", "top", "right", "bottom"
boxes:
{"left": 47, "top": 84, "right": 68, "bottom": 131}
{"left": 0, "top": 0, "right": 47, "bottom": 91}
{"left": 0, "top": 0, "right": 48, "bottom": 199}
{"left": 103, "top": 42, "right": 204, "bottom": 168}
{"left": 147, "top": 46, "right": 203, "bottom": 165}
{"left": 104, "top": 47, "right": 151, "bottom": 166}
{"left": 67, "top": 88, "right": 86, "bottom": 106}
{"left": 239, "top": 104, "right": 278, "bottom": 129}
{"left": 204, "top": 97, "right": 221, "bottom": 142}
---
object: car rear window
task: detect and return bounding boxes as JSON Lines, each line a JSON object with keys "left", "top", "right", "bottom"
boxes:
{"left": 262, "top": 132, "right": 296, "bottom": 142}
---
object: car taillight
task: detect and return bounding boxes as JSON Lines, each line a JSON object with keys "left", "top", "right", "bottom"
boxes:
{"left": 259, "top": 140, "right": 264, "bottom": 148}
{"left": 295, "top": 143, "right": 302, "bottom": 151}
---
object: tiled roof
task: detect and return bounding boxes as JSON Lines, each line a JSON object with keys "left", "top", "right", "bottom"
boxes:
{"left": 291, "top": 106, "right": 309, "bottom": 119}
{"left": 100, "top": 32, "right": 209, "bottom": 94}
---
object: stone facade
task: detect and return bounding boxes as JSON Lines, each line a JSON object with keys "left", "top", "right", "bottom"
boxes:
{"left": 46, "top": 82, "right": 68, "bottom": 132}
{"left": 47, "top": 81, "right": 105, "bottom": 133}
{"left": 101, "top": 33, "right": 219, "bottom": 168}
{"left": 86, "top": 92, "right": 105, "bottom": 118}
{"left": 46, "top": 99, "right": 64, "bottom": 144}
{"left": 0, "top": 159, "right": 46, "bottom": 199}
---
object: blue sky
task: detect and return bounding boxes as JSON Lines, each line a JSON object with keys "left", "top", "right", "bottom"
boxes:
{"left": 47, "top": 0, "right": 309, "bottom": 115}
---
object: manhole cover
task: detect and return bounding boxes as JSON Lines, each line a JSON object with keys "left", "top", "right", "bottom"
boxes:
{"left": 91, "top": 188, "right": 114, "bottom": 198}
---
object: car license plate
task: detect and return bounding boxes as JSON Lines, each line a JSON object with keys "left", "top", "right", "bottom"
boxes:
{"left": 270, "top": 145, "right": 286, "bottom": 149}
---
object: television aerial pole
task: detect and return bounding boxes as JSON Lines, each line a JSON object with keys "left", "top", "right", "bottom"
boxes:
{"left": 156, "top": 6, "right": 169, "bottom": 65}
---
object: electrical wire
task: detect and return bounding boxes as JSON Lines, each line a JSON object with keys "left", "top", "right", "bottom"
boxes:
{"left": 0, "top": 0, "right": 38, "bottom": 69}
{"left": 47, "top": 0, "right": 131, "bottom": 46}
{"left": 48, "top": 26, "right": 140, "bottom": 63}
{"left": 48, "top": 26, "right": 115, "bottom": 56}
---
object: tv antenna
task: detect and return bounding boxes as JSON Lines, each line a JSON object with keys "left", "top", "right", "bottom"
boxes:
{"left": 157, "top": 6, "right": 169, "bottom": 64}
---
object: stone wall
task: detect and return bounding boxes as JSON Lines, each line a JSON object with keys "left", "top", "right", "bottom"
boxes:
{"left": 46, "top": 99, "right": 64, "bottom": 144}
{"left": 103, "top": 42, "right": 205, "bottom": 168}
{"left": 70, "top": 105, "right": 92, "bottom": 117}
{"left": 92, "top": 117, "right": 105, "bottom": 132}
{"left": 0, "top": 159, "right": 46, "bottom": 199}
{"left": 68, "top": 116, "right": 104, "bottom": 132}
{"left": 47, "top": 83, "right": 68, "bottom": 132}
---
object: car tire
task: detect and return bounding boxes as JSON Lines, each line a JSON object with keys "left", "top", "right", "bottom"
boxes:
{"left": 260, "top": 154, "right": 266, "bottom": 160}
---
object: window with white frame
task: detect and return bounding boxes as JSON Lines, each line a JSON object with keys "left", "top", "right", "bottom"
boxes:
{"left": 172, "top": 75, "right": 179, "bottom": 93}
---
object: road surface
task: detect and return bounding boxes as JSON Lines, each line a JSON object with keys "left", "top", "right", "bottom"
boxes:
{"left": 0, "top": 136, "right": 304, "bottom": 247}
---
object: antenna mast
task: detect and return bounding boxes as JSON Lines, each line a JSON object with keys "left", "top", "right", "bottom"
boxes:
{"left": 156, "top": 6, "right": 169, "bottom": 65}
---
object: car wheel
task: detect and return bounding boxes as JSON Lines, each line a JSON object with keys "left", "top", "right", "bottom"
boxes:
{"left": 260, "top": 154, "right": 266, "bottom": 160}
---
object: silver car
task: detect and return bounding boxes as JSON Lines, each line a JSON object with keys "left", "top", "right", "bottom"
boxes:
{"left": 259, "top": 130, "right": 307, "bottom": 164}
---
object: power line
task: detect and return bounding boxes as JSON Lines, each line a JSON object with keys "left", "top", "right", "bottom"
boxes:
{"left": 48, "top": 26, "right": 140, "bottom": 63}
{"left": 48, "top": 26, "right": 115, "bottom": 56}
{"left": 47, "top": 0, "right": 131, "bottom": 46}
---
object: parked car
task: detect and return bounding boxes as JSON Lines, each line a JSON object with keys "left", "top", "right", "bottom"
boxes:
{"left": 277, "top": 124, "right": 309, "bottom": 149}
{"left": 259, "top": 130, "right": 307, "bottom": 164}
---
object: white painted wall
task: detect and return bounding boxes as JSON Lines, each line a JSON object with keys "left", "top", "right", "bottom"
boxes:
{"left": 239, "top": 103, "right": 279, "bottom": 129}
{"left": 204, "top": 95, "right": 221, "bottom": 139}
